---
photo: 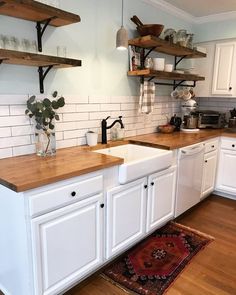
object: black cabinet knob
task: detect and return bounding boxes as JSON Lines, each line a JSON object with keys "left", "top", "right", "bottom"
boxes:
{"left": 229, "top": 87, "right": 232, "bottom": 90}
{"left": 100, "top": 203, "right": 105, "bottom": 208}
{"left": 232, "top": 144, "right": 235, "bottom": 148}
{"left": 205, "top": 160, "right": 208, "bottom": 163}
{"left": 71, "top": 191, "right": 76, "bottom": 197}
{"left": 151, "top": 182, "right": 154, "bottom": 186}
{"left": 211, "top": 145, "right": 215, "bottom": 148}
{"left": 144, "top": 185, "right": 148, "bottom": 189}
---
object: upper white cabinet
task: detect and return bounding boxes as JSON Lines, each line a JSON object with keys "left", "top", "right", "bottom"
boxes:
{"left": 194, "top": 40, "right": 236, "bottom": 97}
{"left": 212, "top": 42, "right": 236, "bottom": 96}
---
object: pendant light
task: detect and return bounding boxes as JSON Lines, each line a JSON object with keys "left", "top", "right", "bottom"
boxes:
{"left": 116, "top": 0, "right": 128, "bottom": 50}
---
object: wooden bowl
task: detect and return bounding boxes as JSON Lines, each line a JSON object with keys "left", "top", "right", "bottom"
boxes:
{"left": 158, "top": 125, "right": 175, "bottom": 133}
{"left": 137, "top": 24, "right": 164, "bottom": 37}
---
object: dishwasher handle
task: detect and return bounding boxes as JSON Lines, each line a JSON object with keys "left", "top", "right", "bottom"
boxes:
{"left": 180, "top": 145, "right": 204, "bottom": 157}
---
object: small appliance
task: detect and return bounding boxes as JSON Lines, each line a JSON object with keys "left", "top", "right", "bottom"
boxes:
{"left": 198, "top": 110, "right": 226, "bottom": 129}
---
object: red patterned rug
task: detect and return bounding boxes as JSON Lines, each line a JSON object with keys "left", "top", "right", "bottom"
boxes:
{"left": 102, "top": 222, "right": 214, "bottom": 295}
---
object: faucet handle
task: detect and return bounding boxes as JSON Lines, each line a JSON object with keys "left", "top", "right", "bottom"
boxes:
{"left": 105, "top": 116, "right": 110, "bottom": 121}
{"left": 118, "top": 116, "right": 123, "bottom": 120}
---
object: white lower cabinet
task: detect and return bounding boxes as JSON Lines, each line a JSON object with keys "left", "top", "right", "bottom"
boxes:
{"left": 106, "top": 166, "right": 176, "bottom": 259}
{"left": 31, "top": 193, "right": 104, "bottom": 295}
{"left": 216, "top": 142, "right": 236, "bottom": 195}
{"left": 201, "top": 150, "right": 218, "bottom": 199}
{"left": 146, "top": 167, "right": 176, "bottom": 232}
{"left": 106, "top": 177, "right": 147, "bottom": 259}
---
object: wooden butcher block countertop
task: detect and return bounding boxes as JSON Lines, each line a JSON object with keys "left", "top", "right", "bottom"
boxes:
{"left": 0, "top": 129, "right": 236, "bottom": 192}
{"left": 129, "top": 129, "right": 236, "bottom": 150}
{"left": 0, "top": 146, "right": 124, "bottom": 192}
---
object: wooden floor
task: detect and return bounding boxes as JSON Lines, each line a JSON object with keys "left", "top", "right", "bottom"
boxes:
{"left": 65, "top": 195, "right": 236, "bottom": 295}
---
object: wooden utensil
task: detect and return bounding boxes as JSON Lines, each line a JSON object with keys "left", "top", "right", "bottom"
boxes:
{"left": 130, "top": 15, "right": 144, "bottom": 27}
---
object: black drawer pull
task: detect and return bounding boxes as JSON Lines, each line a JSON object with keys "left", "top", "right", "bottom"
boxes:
{"left": 100, "top": 203, "right": 105, "bottom": 208}
{"left": 71, "top": 191, "right": 76, "bottom": 197}
{"left": 144, "top": 185, "right": 148, "bottom": 189}
{"left": 211, "top": 145, "right": 215, "bottom": 148}
{"left": 229, "top": 87, "right": 232, "bottom": 90}
{"left": 232, "top": 144, "right": 235, "bottom": 148}
{"left": 151, "top": 182, "right": 154, "bottom": 186}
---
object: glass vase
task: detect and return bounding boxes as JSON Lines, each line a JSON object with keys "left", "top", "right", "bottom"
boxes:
{"left": 34, "top": 119, "right": 56, "bottom": 157}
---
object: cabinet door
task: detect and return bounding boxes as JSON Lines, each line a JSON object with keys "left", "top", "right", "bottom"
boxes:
{"left": 212, "top": 42, "right": 236, "bottom": 96}
{"left": 216, "top": 149, "right": 236, "bottom": 194}
{"left": 106, "top": 177, "right": 147, "bottom": 259}
{"left": 146, "top": 167, "right": 176, "bottom": 233}
{"left": 201, "top": 151, "right": 218, "bottom": 199}
{"left": 31, "top": 194, "right": 103, "bottom": 295}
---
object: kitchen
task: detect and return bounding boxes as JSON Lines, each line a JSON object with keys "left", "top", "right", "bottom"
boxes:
{"left": 0, "top": 0, "right": 236, "bottom": 295}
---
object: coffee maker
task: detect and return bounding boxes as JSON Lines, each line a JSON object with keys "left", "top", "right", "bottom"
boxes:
{"left": 181, "top": 99, "right": 199, "bottom": 130}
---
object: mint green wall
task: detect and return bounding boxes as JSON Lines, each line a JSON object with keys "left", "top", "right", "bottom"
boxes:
{"left": 0, "top": 0, "right": 194, "bottom": 96}
{"left": 194, "top": 19, "right": 236, "bottom": 43}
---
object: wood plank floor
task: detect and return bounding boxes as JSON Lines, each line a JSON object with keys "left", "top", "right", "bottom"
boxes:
{"left": 65, "top": 195, "right": 236, "bottom": 295}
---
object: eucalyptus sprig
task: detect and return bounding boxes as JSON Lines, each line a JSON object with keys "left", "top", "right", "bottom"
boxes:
{"left": 25, "top": 91, "right": 65, "bottom": 131}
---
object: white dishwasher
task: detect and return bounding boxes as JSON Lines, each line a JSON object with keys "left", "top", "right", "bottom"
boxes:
{"left": 175, "top": 143, "right": 205, "bottom": 217}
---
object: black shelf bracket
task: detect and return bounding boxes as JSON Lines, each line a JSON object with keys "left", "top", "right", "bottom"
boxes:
{"left": 154, "top": 80, "right": 196, "bottom": 89}
{"left": 174, "top": 55, "right": 187, "bottom": 69}
{"left": 38, "top": 65, "right": 54, "bottom": 93}
{"left": 36, "top": 17, "right": 56, "bottom": 52}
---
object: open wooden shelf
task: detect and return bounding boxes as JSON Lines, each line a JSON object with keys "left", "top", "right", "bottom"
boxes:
{"left": 0, "top": 0, "right": 80, "bottom": 26}
{"left": 0, "top": 48, "right": 81, "bottom": 67}
{"left": 128, "top": 69, "right": 205, "bottom": 82}
{"left": 128, "top": 35, "right": 206, "bottom": 58}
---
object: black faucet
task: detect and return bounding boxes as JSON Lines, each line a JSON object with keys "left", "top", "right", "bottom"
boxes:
{"left": 101, "top": 116, "right": 124, "bottom": 144}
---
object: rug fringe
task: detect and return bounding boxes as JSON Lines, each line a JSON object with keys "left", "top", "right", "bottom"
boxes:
{"left": 100, "top": 273, "right": 138, "bottom": 294}
{"left": 171, "top": 221, "right": 215, "bottom": 241}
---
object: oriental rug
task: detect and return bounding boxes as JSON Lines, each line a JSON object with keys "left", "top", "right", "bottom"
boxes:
{"left": 102, "top": 222, "right": 214, "bottom": 295}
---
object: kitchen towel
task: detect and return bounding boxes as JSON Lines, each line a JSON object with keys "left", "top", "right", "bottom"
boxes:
{"left": 139, "top": 81, "right": 155, "bottom": 114}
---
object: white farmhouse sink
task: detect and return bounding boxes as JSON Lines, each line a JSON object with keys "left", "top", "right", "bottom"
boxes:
{"left": 94, "top": 144, "right": 173, "bottom": 184}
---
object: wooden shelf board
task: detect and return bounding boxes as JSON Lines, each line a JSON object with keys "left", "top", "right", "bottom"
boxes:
{"left": 0, "top": 0, "right": 80, "bottom": 26}
{"left": 0, "top": 48, "right": 81, "bottom": 68}
{"left": 127, "top": 69, "right": 205, "bottom": 81}
{"left": 128, "top": 35, "right": 206, "bottom": 58}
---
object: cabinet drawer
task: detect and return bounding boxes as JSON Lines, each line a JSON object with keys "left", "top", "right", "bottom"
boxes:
{"left": 221, "top": 138, "right": 236, "bottom": 150}
{"left": 29, "top": 175, "right": 103, "bottom": 217}
{"left": 204, "top": 139, "right": 218, "bottom": 153}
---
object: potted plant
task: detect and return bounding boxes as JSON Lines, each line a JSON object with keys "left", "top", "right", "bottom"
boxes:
{"left": 25, "top": 91, "right": 65, "bottom": 156}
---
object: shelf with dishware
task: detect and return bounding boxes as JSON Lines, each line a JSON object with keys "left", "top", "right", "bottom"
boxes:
{"left": 128, "top": 35, "right": 206, "bottom": 89}
{"left": 128, "top": 35, "right": 206, "bottom": 58}
{"left": 0, "top": 48, "right": 81, "bottom": 92}
{"left": 0, "top": 0, "right": 81, "bottom": 93}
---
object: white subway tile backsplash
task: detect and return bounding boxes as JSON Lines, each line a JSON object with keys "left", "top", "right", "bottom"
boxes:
{"left": 0, "top": 135, "right": 31, "bottom": 148}
{"left": 100, "top": 104, "right": 121, "bottom": 111}
{"left": 11, "top": 125, "right": 33, "bottom": 136}
{"left": 0, "top": 94, "right": 181, "bottom": 158}
{"left": 13, "top": 144, "right": 35, "bottom": 157}
{"left": 0, "top": 106, "right": 10, "bottom": 116}
{"left": 63, "top": 113, "right": 89, "bottom": 122}
{"left": 0, "top": 148, "right": 12, "bottom": 159}
{"left": 0, "top": 127, "right": 11, "bottom": 138}
{"left": 10, "top": 105, "right": 26, "bottom": 116}
{"left": 0, "top": 116, "right": 30, "bottom": 127}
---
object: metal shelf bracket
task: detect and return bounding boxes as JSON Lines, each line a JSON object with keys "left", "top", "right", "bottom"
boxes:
{"left": 36, "top": 17, "right": 56, "bottom": 52}
{"left": 38, "top": 65, "right": 54, "bottom": 93}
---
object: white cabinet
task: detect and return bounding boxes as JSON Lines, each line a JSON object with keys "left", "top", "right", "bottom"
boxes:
{"left": 31, "top": 193, "right": 104, "bottom": 295}
{"left": 216, "top": 138, "right": 236, "bottom": 195}
{"left": 212, "top": 42, "right": 236, "bottom": 96}
{"left": 146, "top": 167, "right": 176, "bottom": 232}
{"left": 194, "top": 40, "right": 236, "bottom": 97}
{"left": 106, "top": 177, "right": 147, "bottom": 259}
{"left": 201, "top": 150, "right": 218, "bottom": 199}
{"left": 106, "top": 166, "right": 176, "bottom": 259}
